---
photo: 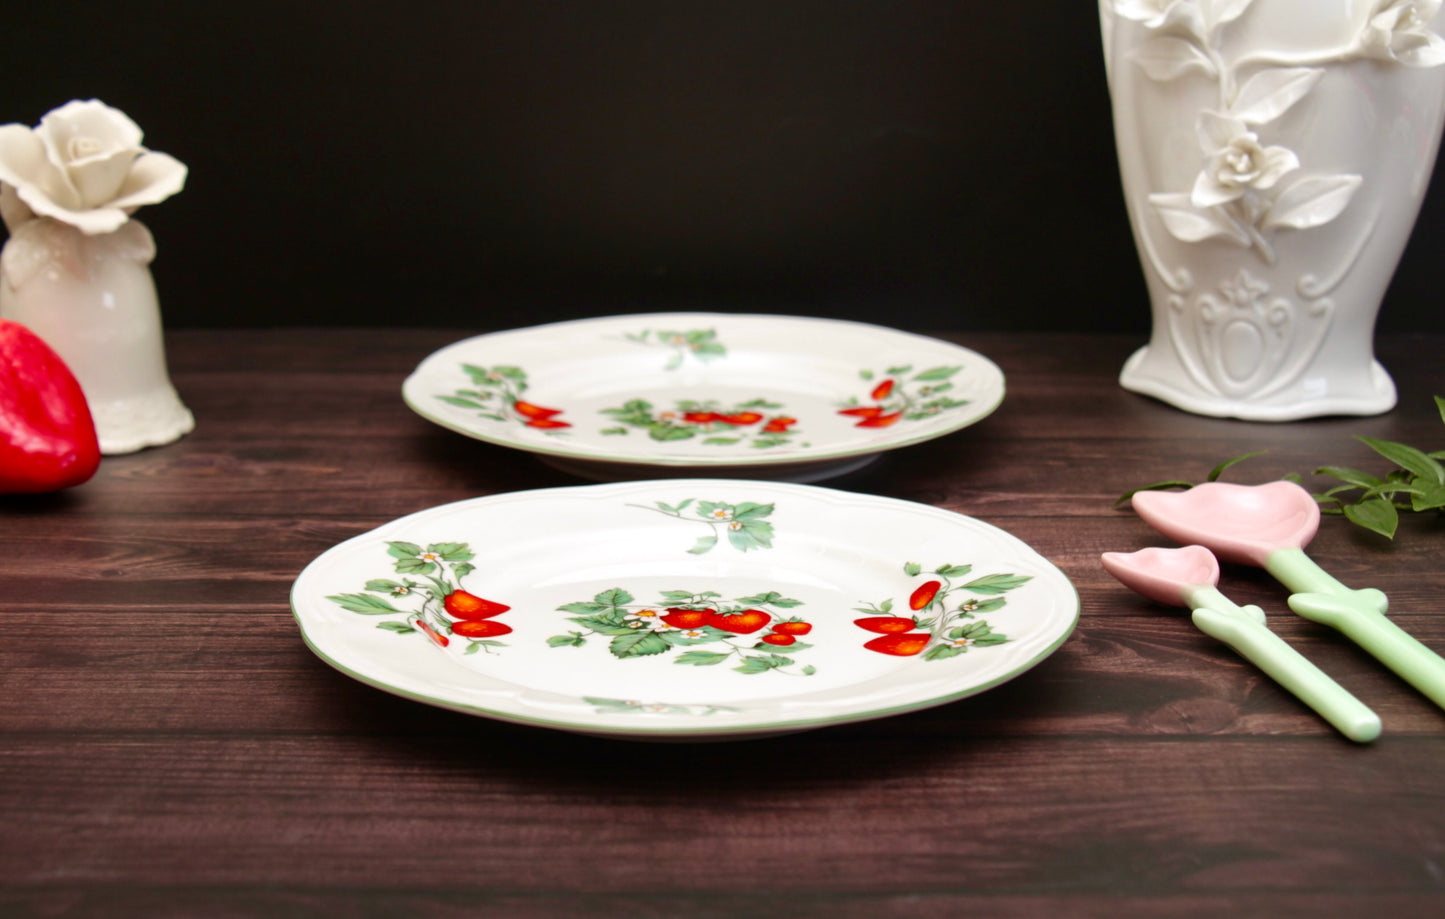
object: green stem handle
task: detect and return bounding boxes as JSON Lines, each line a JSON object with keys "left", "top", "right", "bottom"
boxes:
{"left": 1188, "top": 586, "right": 1380, "bottom": 743}
{"left": 1267, "top": 546, "right": 1445, "bottom": 711}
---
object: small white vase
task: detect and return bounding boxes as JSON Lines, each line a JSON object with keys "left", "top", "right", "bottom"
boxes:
{"left": 1100, "top": 0, "right": 1445, "bottom": 420}
{"left": 0, "top": 217, "right": 193, "bottom": 453}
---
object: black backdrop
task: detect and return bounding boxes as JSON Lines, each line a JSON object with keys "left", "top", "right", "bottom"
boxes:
{"left": 4, "top": 1, "right": 1443, "bottom": 333}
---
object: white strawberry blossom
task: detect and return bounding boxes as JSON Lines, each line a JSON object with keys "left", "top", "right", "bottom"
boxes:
{"left": 1360, "top": 0, "right": 1445, "bottom": 66}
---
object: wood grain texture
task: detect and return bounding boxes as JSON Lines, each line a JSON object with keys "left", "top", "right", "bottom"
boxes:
{"left": 2, "top": 330, "right": 1443, "bottom": 917}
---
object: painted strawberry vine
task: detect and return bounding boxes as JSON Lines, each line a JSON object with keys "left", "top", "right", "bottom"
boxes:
{"left": 838, "top": 365, "right": 971, "bottom": 428}
{"left": 623, "top": 327, "right": 727, "bottom": 370}
{"left": 326, "top": 540, "right": 515, "bottom": 655}
{"left": 437, "top": 364, "right": 571, "bottom": 431}
{"left": 548, "top": 588, "right": 817, "bottom": 676}
{"left": 630, "top": 498, "right": 776, "bottom": 554}
{"left": 853, "top": 562, "right": 1032, "bottom": 659}
{"left": 600, "top": 398, "right": 800, "bottom": 447}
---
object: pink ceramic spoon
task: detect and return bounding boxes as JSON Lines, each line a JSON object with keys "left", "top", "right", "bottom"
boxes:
{"left": 1102, "top": 545, "right": 1380, "bottom": 743}
{"left": 1132, "top": 481, "right": 1445, "bottom": 711}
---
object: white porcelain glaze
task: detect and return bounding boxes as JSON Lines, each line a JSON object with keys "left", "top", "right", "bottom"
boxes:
{"left": 403, "top": 313, "right": 1006, "bottom": 482}
{"left": 1100, "top": 0, "right": 1445, "bottom": 420}
{"left": 290, "top": 479, "right": 1079, "bottom": 740}
{"left": 0, "top": 218, "right": 193, "bottom": 454}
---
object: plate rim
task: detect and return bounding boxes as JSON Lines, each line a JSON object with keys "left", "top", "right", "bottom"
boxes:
{"left": 401, "top": 312, "right": 1007, "bottom": 470}
{"left": 290, "top": 478, "right": 1079, "bottom": 739}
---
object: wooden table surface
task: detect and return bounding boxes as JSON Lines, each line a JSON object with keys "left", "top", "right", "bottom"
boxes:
{"left": 3, "top": 329, "right": 1443, "bottom": 918}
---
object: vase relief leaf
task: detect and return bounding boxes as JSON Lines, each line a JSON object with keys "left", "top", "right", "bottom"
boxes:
{"left": 1131, "top": 35, "right": 1217, "bottom": 81}
{"left": 1228, "top": 67, "right": 1324, "bottom": 125}
{"left": 1206, "top": 0, "right": 1255, "bottom": 29}
{"left": 1150, "top": 192, "right": 1250, "bottom": 244}
{"left": 1261, "top": 173, "right": 1362, "bottom": 231}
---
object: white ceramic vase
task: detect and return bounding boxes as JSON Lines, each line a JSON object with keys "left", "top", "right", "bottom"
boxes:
{"left": 0, "top": 216, "right": 193, "bottom": 453}
{"left": 1100, "top": 0, "right": 1445, "bottom": 420}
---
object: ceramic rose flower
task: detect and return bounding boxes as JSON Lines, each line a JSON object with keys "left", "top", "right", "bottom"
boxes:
{"left": 0, "top": 99, "right": 186, "bottom": 235}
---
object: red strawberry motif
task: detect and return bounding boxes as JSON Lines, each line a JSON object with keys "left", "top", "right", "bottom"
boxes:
{"left": 854, "top": 411, "right": 903, "bottom": 428}
{"left": 513, "top": 400, "right": 562, "bottom": 420}
{"left": 719, "top": 411, "right": 765, "bottom": 426}
{"left": 871, "top": 379, "right": 895, "bottom": 401}
{"left": 854, "top": 616, "right": 918, "bottom": 634}
{"left": 771, "top": 620, "right": 812, "bottom": 635}
{"left": 451, "top": 619, "right": 513, "bottom": 638}
{"left": 910, "top": 580, "right": 942, "bottom": 610}
{"left": 0, "top": 319, "right": 101, "bottom": 494}
{"left": 662, "top": 607, "right": 712, "bottom": 629}
{"left": 683, "top": 411, "right": 721, "bottom": 424}
{"left": 416, "top": 619, "right": 451, "bottom": 647}
{"left": 837, "top": 406, "right": 884, "bottom": 419}
{"left": 708, "top": 609, "right": 772, "bottom": 634}
{"left": 864, "top": 632, "right": 930, "bottom": 656}
{"left": 524, "top": 417, "right": 571, "bottom": 429}
{"left": 761, "top": 416, "right": 797, "bottom": 433}
{"left": 443, "top": 590, "right": 511, "bottom": 620}
{"left": 761, "top": 633, "right": 796, "bottom": 646}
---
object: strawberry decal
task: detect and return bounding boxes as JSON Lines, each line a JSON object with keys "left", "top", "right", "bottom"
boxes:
{"left": 326, "top": 540, "right": 515, "bottom": 655}
{"left": 549, "top": 588, "right": 816, "bottom": 676}
{"left": 0, "top": 319, "right": 101, "bottom": 494}
{"left": 838, "top": 364, "right": 971, "bottom": 428}
{"left": 853, "top": 561, "right": 1032, "bottom": 660}
{"left": 600, "top": 398, "right": 800, "bottom": 449}
{"left": 438, "top": 364, "right": 571, "bottom": 431}
{"left": 632, "top": 497, "right": 776, "bottom": 554}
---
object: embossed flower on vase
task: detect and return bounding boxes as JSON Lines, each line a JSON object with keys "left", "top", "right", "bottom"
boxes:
{"left": 1361, "top": 0, "right": 1445, "bottom": 66}
{"left": 1190, "top": 114, "right": 1299, "bottom": 208}
{"left": 0, "top": 99, "right": 187, "bottom": 235}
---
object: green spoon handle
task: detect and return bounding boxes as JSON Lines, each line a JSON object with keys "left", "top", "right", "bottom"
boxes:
{"left": 1288, "top": 591, "right": 1445, "bottom": 711}
{"left": 1266, "top": 547, "right": 1445, "bottom": 711}
{"left": 1190, "top": 603, "right": 1381, "bottom": 743}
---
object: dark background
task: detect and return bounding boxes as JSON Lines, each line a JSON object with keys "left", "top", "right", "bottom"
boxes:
{"left": 3, "top": 1, "right": 1443, "bottom": 333}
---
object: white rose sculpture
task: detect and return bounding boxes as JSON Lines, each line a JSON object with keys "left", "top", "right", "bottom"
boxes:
{"left": 0, "top": 100, "right": 194, "bottom": 454}
{"left": 0, "top": 99, "right": 187, "bottom": 235}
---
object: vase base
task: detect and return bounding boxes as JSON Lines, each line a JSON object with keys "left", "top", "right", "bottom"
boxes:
{"left": 1118, "top": 346, "right": 1397, "bottom": 422}
{"left": 91, "top": 386, "right": 195, "bottom": 454}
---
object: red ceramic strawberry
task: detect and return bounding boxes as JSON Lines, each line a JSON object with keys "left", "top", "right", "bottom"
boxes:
{"left": 443, "top": 590, "right": 511, "bottom": 620}
{"left": 662, "top": 607, "right": 711, "bottom": 629}
{"left": 854, "top": 616, "right": 917, "bottom": 634}
{"left": 451, "top": 619, "right": 513, "bottom": 638}
{"left": 708, "top": 609, "right": 771, "bottom": 634}
{"left": 761, "top": 416, "right": 797, "bottom": 433}
{"left": 864, "top": 632, "right": 930, "bottom": 656}
{"left": 871, "top": 379, "right": 895, "bottom": 401}
{"left": 761, "top": 633, "right": 796, "bottom": 646}
{"left": 524, "top": 417, "right": 571, "bottom": 429}
{"left": 0, "top": 319, "right": 101, "bottom": 494}
{"left": 838, "top": 406, "right": 884, "bottom": 419}
{"left": 910, "top": 580, "right": 942, "bottom": 610}
{"left": 683, "top": 411, "right": 721, "bottom": 424}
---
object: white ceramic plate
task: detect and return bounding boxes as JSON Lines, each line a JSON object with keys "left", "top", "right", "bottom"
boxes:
{"left": 402, "top": 313, "right": 1005, "bottom": 481}
{"left": 290, "top": 480, "right": 1078, "bottom": 740}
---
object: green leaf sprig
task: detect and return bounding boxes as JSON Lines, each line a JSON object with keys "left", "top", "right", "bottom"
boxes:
{"left": 1118, "top": 396, "right": 1445, "bottom": 540}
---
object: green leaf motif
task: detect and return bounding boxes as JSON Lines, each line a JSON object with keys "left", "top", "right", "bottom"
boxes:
{"left": 912, "top": 365, "right": 962, "bottom": 382}
{"left": 674, "top": 650, "right": 731, "bottom": 667}
{"left": 387, "top": 541, "right": 423, "bottom": 559}
{"left": 328, "top": 593, "right": 401, "bottom": 615}
{"left": 727, "top": 520, "right": 774, "bottom": 551}
{"left": 610, "top": 631, "right": 672, "bottom": 659}
{"left": 688, "top": 533, "right": 719, "bottom": 555}
{"left": 548, "top": 633, "right": 587, "bottom": 648}
{"left": 963, "top": 574, "right": 1033, "bottom": 594}
{"left": 377, "top": 621, "right": 416, "bottom": 633}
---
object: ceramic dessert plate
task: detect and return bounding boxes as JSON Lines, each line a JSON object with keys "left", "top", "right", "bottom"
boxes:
{"left": 290, "top": 480, "right": 1079, "bottom": 739}
{"left": 401, "top": 313, "right": 1006, "bottom": 481}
